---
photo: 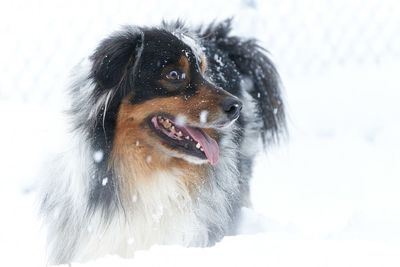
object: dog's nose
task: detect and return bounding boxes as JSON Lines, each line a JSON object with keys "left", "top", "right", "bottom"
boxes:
{"left": 221, "top": 97, "right": 243, "bottom": 120}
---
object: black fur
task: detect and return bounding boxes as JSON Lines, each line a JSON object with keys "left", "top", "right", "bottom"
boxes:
{"left": 82, "top": 18, "right": 285, "bottom": 239}
{"left": 40, "top": 19, "right": 285, "bottom": 264}
{"left": 200, "top": 19, "right": 285, "bottom": 143}
{"left": 198, "top": 19, "right": 285, "bottom": 207}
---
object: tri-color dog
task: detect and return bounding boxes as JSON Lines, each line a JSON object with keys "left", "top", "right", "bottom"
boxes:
{"left": 39, "top": 19, "right": 285, "bottom": 264}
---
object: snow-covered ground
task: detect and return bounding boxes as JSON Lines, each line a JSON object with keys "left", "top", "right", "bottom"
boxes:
{"left": 1, "top": 0, "right": 400, "bottom": 266}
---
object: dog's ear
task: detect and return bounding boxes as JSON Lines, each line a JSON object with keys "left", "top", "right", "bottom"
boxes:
{"left": 90, "top": 27, "right": 144, "bottom": 89}
{"left": 200, "top": 19, "right": 286, "bottom": 144}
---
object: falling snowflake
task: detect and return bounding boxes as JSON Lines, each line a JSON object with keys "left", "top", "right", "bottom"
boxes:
{"left": 200, "top": 110, "right": 208, "bottom": 124}
{"left": 175, "top": 114, "right": 187, "bottom": 126}
{"left": 93, "top": 150, "right": 104, "bottom": 163}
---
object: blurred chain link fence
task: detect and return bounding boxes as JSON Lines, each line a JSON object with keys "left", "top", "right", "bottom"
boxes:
{"left": 0, "top": 0, "right": 399, "bottom": 103}
{"left": 259, "top": 0, "right": 400, "bottom": 76}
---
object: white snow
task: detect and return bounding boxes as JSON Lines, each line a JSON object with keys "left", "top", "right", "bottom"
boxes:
{"left": 1, "top": 0, "right": 400, "bottom": 266}
{"left": 213, "top": 54, "right": 224, "bottom": 66}
{"left": 93, "top": 150, "right": 104, "bottom": 163}
{"left": 174, "top": 114, "right": 187, "bottom": 127}
{"left": 53, "top": 238, "right": 400, "bottom": 267}
{"left": 199, "top": 110, "right": 209, "bottom": 124}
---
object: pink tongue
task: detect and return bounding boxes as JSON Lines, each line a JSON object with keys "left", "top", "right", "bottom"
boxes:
{"left": 184, "top": 126, "right": 219, "bottom": 165}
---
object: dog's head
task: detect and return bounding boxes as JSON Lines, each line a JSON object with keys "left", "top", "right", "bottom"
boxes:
{"left": 88, "top": 25, "right": 242, "bottom": 168}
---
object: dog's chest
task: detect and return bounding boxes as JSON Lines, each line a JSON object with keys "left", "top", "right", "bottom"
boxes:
{"left": 80, "top": 171, "right": 208, "bottom": 261}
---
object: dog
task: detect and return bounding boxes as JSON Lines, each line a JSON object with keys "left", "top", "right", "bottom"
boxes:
{"left": 39, "top": 19, "right": 285, "bottom": 264}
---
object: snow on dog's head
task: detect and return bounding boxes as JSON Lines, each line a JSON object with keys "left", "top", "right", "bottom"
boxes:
{"left": 39, "top": 19, "right": 284, "bottom": 265}
{"left": 75, "top": 24, "right": 242, "bottom": 174}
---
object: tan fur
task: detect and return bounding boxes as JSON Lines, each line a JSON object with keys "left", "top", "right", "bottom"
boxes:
{"left": 110, "top": 94, "right": 218, "bottom": 201}
{"left": 178, "top": 55, "right": 190, "bottom": 73}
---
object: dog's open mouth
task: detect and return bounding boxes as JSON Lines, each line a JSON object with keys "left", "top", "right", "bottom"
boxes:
{"left": 149, "top": 115, "right": 219, "bottom": 165}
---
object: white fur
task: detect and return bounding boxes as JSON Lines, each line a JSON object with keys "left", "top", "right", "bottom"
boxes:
{"left": 40, "top": 123, "right": 236, "bottom": 262}
{"left": 168, "top": 26, "right": 205, "bottom": 64}
{"left": 39, "top": 27, "right": 248, "bottom": 265}
{"left": 240, "top": 77, "right": 264, "bottom": 157}
{"left": 74, "top": 170, "right": 208, "bottom": 262}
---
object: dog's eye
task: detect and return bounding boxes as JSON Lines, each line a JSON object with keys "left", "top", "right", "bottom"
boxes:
{"left": 166, "top": 70, "right": 185, "bottom": 81}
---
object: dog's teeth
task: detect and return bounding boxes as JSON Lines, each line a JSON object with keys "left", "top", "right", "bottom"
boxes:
{"left": 162, "top": 121, "right": 171, "bottom": 129}
{"left": 171, "top": 126, "right": 176, "bottom": 132}
{"left": 177, "top": 131, "right": 183, "bottom": 137}
{"left": 200, "top": 147, "right": 204, "bottom": 151}
{"left": 196, "top": 143, "right": 201, "bottom": 149}
{"left": 185, "top": 136, "right": 190, "bottom": 140}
